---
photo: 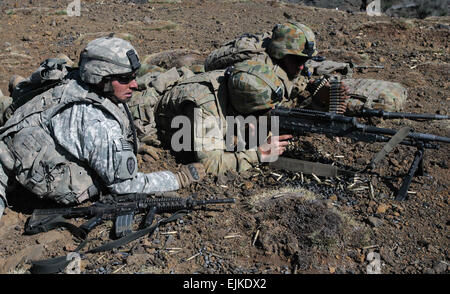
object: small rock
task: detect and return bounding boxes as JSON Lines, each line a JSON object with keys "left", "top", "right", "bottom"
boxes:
{"left": 432, "top": 261, "right": 448, "bottom": 274}
{"left": 64, "top": 244, "right": 78, "bottom": 252}
{"left": 379, "top": 247, "right": 394, "bottom": 266}
{"left": 126, "top": 254, "right": 151, "bottom": 266}
{"left": 376, "top": 203, "right": 389, "bottom": 214}
{"left": 367, "top": 216, "right": 383, "bottom": 227}
{"left": 21, "top": 35, "right": 32, "bottom": 42}
{"left": 356, "top": 157, "right": 368, "bottom": 165}
{"left": 283, "top": 12, "right": 292, "bottom": 19}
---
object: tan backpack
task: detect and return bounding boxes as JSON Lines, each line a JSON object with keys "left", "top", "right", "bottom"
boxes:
{"left": 204, "top": 32, "right": 272, "bottom": 71}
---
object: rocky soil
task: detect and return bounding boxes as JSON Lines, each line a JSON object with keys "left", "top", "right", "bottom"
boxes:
{"left": 0, "top": 0, "right": 449, "bottom": 275}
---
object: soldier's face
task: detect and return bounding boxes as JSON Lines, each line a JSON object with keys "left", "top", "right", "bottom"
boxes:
{"left": 111, "top": 75, "right": 138, "bottom": 102}
{"left": 281, "top": 55, "right": 308, "bottom": 80}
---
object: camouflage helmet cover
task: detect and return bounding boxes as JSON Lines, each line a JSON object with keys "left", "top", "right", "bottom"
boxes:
{"left": 228, "top": 60, "right": 284, "bottom": 115}
{"left": 79, "top": 36, "right": 141, "bottom": 85}
{"left": 267, "top": 22, "right": 318, "bottom": 59}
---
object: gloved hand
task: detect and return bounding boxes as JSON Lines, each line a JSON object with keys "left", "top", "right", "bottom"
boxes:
{"left": 175, "top": 163, "right": 206, "bottom": 188}
{"left": 138, "top": 144, "right": 160, "bottom": 161}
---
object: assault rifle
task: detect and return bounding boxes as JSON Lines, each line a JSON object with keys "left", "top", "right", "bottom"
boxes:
{"left": 25, "top": 195, "right": 235, "bottom": 274}
{"left": 26, "top": 194, "right": 235, "bottom": 237}
{"left": 270, "top": 106, "right": 450, "bottom": 201}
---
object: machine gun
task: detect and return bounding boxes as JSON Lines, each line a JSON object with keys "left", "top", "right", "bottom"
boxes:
{"left": 25, "top": 195, "right": 235, "bottom": 274}
{"left": 270, "top": 106, "right": 450, "bottom": 201}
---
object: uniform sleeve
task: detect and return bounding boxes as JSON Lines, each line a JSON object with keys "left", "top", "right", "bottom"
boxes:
{"left": 191, "top": 106, "right": 260, "bottom": 176}
{"left": 50, "top": 103, "right": 179, "bottom": 195}
{"left": 0, "top": 162, "right": 9, "bottom": 207}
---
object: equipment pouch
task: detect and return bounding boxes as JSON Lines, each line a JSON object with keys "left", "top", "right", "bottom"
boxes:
{"left": 11, "top": 127, "right": 95, "bottom": 204}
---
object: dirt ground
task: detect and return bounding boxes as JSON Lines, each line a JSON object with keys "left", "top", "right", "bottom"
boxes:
{"left": 0, "top": 0, "right": 449, "bottom": 275}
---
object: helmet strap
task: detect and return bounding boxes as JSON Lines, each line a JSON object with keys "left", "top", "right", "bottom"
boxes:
{"left": 302, "top": 41, "right": 315, "bottom": 57}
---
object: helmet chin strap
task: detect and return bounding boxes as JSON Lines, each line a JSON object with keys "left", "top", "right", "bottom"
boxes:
{"left": 96, "top": 79, "right": 122, "bottom": 103}
{"left": 102, "top": 80, "right": 114, "bottom": 95}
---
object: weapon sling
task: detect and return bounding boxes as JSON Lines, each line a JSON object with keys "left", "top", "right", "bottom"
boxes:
{"left": 29, "top": 210, "right": 187, "bottom": 274}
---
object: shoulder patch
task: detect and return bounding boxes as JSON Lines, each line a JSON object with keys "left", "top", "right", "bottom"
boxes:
{"left": 126, "top": 156, "right": 135, "bottom": 175}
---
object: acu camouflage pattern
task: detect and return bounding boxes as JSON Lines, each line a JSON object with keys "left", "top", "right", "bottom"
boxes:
{"left": 0, "top": 78, "right": 133, "bottom": 204}
{"left": 0, "top": 91, "right": 12, "bottom": 126}
{"left": 0, "top": 76, "right": 179, "bottom": 205}
{"left": 4, "top": 58, "right": 72, "bottom": 125}
{"left": 267, "top": 22, "right": 318, "bottom": 60}
{"left": 79, "top": 37, "right": 140, "bottom": 84}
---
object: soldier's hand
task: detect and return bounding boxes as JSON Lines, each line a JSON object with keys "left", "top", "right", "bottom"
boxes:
{"left": 175, "top": 163, "right": 206, "bottom": 188}
{"left": 138, "top": 144, "right": 160, "bottom": 161}
{"left": 258, "top": 134, "right": 293, "bottom": 163}
{"left": 140, "top": 131, "right": 161, "bottom": 147}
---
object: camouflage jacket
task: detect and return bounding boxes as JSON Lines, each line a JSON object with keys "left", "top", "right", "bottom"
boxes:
{"left": 0, "top": 76, "right": 179, "bottom": 205}
{"left": 156, "top": 57, "right": 300, "bottom": 176}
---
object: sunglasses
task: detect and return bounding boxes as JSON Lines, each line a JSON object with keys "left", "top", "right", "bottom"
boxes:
{"left": 108, "top": 73, "right": 137, "bottom": 84}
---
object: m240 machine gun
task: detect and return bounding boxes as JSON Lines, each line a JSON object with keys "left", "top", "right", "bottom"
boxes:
{"left": 270, "top": 106, "right": 449, "bottom": 201}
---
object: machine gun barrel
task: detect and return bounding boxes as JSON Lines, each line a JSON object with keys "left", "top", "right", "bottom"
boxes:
{"left": 358, "top": 108, "right": 449, "bottom": 120}
{"left": 271, "top": 107, "right": 450, "bottom": 146}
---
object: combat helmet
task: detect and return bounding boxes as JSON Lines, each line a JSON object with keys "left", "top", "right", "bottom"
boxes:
{"left": 228, "top": 60, "right": 284, "bottom": 115}
{"left": 267, "top": 22, "right": 318, "bottom": 60}
{"left": 79, "top": 36, "right": 141, "bottom": 85}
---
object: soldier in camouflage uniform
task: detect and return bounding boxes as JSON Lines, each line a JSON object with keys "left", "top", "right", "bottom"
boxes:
{"left": 205, "top": 21, "right": 408, "bottom": 115}
{"left": 154, "top": 22, "right": 406, "bottom": 177}
{"left": 0, "top": 36, "right": 205, "bottom": 222}
{"left": 154, "top": 22, "right": 330, "bottom": 176}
